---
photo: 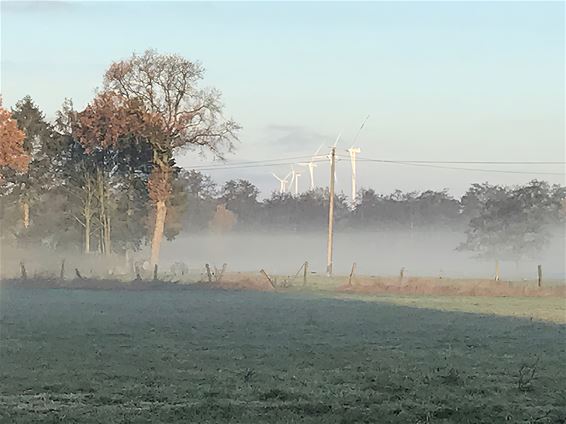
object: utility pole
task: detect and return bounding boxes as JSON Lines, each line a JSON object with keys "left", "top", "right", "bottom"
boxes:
{"left": 327, "top": 146, "right": 336, "bottom": 276}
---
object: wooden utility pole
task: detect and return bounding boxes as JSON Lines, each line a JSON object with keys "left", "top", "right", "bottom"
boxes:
{"left": 326, "top": 146, "right": 336, "bottom": 276}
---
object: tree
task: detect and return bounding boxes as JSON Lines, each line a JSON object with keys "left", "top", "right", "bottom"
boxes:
{"left": 220, "top": 179, "right": 260, "bottom": 228}
{"left": 460, "top": 183, "right": 508, "bottom": 221}
{"left": 179, "top": 170, "right": 217, "bottom": 231}
{"left": 74, "top": 92, "right": 153, "bottom": 255}
{"left": 103, "top": 49, "right": 240, "bottom": 265}
{"left": 209, "top": 203, "right": 236, "bottom": 233}
{"left": 9, "top": 96, "right": 57, "bottom": 230}
{"left": 0, "top": 101, "right": 28, "bottom": 175}
{"left": 459, "top": 180, "right": 563, "bottom": 264}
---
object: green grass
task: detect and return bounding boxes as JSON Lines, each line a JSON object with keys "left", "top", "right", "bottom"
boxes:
{"left": 1, "top": 286, "right": 565, "bottom": 423}
{"left": 325, "top": 293, "right": 566, "bottom": 324}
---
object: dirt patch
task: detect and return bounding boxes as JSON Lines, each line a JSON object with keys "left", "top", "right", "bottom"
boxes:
{"left": 200, "top": 272, "right": 276, "bottom": 291}
{"left": 339, "top": 277, "right": 566, "bottom": 297}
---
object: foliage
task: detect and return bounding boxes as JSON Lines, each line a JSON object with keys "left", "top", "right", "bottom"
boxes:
{"left": 0, "top": 101, "right": 29, "bottom": 175}
{"left": 459, "top": 180, "right": 565, "bottom": 261}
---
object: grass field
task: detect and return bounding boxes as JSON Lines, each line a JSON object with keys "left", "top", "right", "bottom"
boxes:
{"left": 1, "top": 286, "right": 565, "bottom": 423}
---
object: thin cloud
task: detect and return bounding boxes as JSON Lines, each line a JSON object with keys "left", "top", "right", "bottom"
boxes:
{"left": 265, "top": 124, "right": 330, "bottom": 152}
{"left": 2, "top": 1, "right": 75, "bottom": 14}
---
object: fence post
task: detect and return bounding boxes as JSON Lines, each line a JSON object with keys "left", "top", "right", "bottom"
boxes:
{"left": 348, "top": 262, "right": 357, "bottom": 286}
{"left": 60, "top": 259, "right": 65, "bottom": 281}
{"left": 537, "top": 264, "right": 542, "bottom": 288}
{"left": 260, "top": 269, "right": 276, "bottom": 289}
{"left": 20, "top": 261, "right": 27, "bottom": 280}
{"left": 303, "top": 261, "right": 308, "bottom": 286}
{"left": 205, "top": 264, "right": 213, "bottom": 284}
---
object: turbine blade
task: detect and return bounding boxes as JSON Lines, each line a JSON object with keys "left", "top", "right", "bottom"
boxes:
{"left": 333, "top": 133, "right": 342, "bottom": 147}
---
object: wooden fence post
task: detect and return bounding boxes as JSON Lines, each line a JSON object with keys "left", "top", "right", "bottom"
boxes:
{"left": 537, "top": 265, "right": 542, "bottom": 288}
{"left": 20, "top": 261, "right": 27, "bottom": 280}
{"left": 75, "top": 268, "right": 84, "bottom": 280}
{"left": 260, "top": 269, "right": 276, "bottom": 289}
{"left": 60, "top": 259, "right": 65, "bottom": 281}
{"left": 205, "top": 264, "right": 213, "bottom": 284}
{"left": 303, "top": 261, "right": 309, "bottom": 286}
{"left": 348, "top": 262, "right": 357, "bottom": 286}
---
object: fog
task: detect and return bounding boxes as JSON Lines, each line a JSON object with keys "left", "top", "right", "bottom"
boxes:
{"left": 160, "top": 229, "right": 566, "bottom": 280}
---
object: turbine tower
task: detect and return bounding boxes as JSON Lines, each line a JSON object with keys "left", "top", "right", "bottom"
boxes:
{"left": 298, "top": 144, "right": 323, "bottom": 190}
{"left": 293, "top": 170, "right": 301, "bottom": 195}
{"left": 272, "top": 172, "right": 291, "bottom": 194}
{"left": 288, "top": 166, "right": 302, "bottom": 195}
{"left": 347, "top": 147, "right": 361, "bottom": 202}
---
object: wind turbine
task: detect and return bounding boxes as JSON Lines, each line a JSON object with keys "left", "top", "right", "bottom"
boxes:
{"left": 288, "top": 166, "right": 302, "bottom": 195}
{"left": 272, "top": 172, "right": 291, "bottom": 194}
{"left": 347, "top": 115, "right": 369, "bottom": 203}
{"left": 298, "top": 144, "right": 323, "bottom": 190}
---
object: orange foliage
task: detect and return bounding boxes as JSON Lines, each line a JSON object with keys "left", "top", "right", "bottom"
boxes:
{"left": 0, "top": 103, "right": 29, "bottom": 174}
{"left": 74, "top": 92, "right": 157, "bottom": 151}
{"left": 209, "top": 203, "right": 237, "bottom": 233}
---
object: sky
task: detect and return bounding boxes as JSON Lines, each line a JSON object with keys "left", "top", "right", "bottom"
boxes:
{"left": 1, "top": 0, "right": 564, "bottom": 197}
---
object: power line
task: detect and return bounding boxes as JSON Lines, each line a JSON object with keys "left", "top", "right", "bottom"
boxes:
{"left": 186, "top": 158, "right": 329, "bottom": 172}
{"left": 345, "top": 155, "right": 566, "bottom": 165}
{"left": 188, "top": 154, "right": 317, "bottom": 168}
{"left": 182, "top": 153, "right": 565, "bottom": 176}
{"left": 366, "top": 161, "right": 565, "bottom": 176}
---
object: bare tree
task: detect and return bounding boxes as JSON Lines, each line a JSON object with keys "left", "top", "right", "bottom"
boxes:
{"left": 103, "top": 49, "right": 240, "bottom": 265}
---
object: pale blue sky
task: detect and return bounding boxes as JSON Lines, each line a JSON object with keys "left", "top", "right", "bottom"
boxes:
{"left": 1, "top": 1, "right": 564, "bottom": 196}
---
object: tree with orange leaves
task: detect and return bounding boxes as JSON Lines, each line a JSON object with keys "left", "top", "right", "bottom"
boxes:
{"left": 0, "top": 102, "right": 29, "bottom": 179}
{"left": 74, "top": 92, "right": 153, "bottom": 255}
{"left": 103, "top": 50, "right": 240, "bottom": 266}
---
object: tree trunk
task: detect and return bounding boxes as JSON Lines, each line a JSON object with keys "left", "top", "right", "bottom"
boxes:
{"left": 105, "top": 214, "right": 111, "bottom": 255}
{"left": 150, "top": 200, "right": 167, "bottom": 267}
{"left": 97, "top": 168, "right": 109, "bottom": 255}
{"left": 84, "top": 212, "right": 91, "bottom": 254}
{"left": 22, "top": 200, "right": 29, "bottom": 229}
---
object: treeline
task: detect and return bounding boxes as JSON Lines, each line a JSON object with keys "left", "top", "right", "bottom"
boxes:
{"left": 0, "top": 51, "right": 564, "bottom": 264}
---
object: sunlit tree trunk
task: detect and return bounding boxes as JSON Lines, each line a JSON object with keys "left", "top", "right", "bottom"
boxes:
{"left": 84, "top": 212, "right": 91, "bottom": 254}
{"left": 150, "top": 200, "right": 167, "bottom": 267}
{"left": 21, "top": 200, "right": 29, "bottom": 229}
{"left": 148, "top": 160, "right": 172, "bottom": 267}
{"left": 83, "top": 178, "right": 94, "bottom": 254}
{"left": 96, "top": 167, "right": 112, "bottom": 256}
